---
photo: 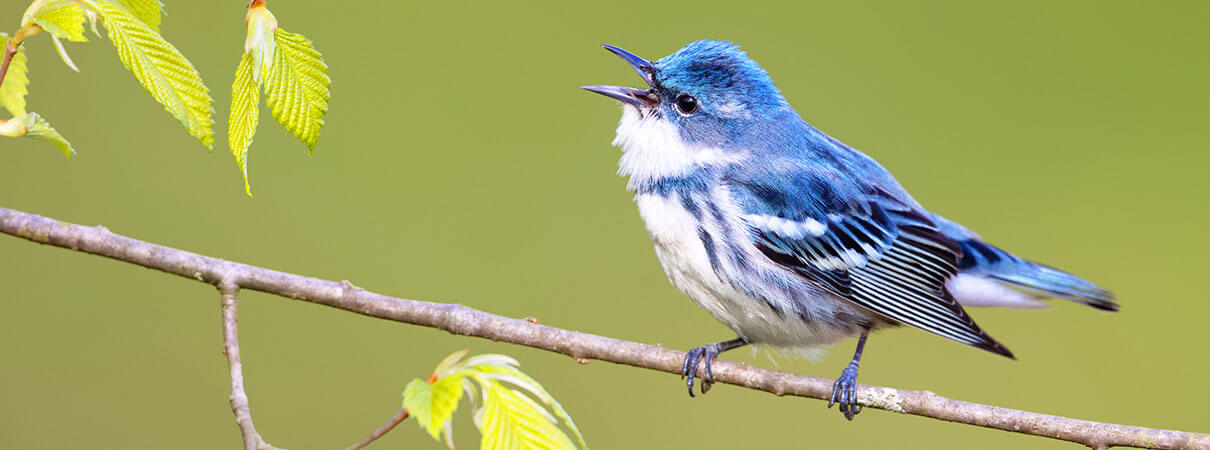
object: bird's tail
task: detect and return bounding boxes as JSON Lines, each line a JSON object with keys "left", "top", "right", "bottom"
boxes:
{"left": 956, "top": 239, "right": 1119, "bottom": 312}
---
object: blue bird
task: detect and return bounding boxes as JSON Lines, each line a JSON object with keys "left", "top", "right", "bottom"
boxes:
{"left": 582, "top": 41, "right": 1118, "bottom": 420}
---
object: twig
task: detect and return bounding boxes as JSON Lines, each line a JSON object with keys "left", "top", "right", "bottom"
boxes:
{"left": 1, "top": 205, "right": 1206, "bottom": 449}
{"left": 345, "top": 408, "right": 410, "bottom": 450}
{"left": 0, "top": 38, "right": 18, "bottom": 89}
{"left": 0, "top": 25, "right": 38, "bottom": 89}
{"left": 221, "top": 280, "right": 283, "bottom": 450}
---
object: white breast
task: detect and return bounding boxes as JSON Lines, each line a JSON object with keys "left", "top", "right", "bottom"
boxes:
{"left": 634, "top": 192, "right": 855, "bottom": 357}
{"left": 634, "top": 193, "right": 738, "bottom": 322}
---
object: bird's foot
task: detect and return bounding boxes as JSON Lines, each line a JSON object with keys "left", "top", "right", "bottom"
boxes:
{"left": 680, "top": 343, "right": 725, "bottom": 397}
{"left": 828, "top": 362, "right": 862, "bottom": 420}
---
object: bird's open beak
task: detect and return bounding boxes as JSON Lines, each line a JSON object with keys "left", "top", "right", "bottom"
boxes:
{"left": 581, "top": 45, "right": 659, "bottom": 107}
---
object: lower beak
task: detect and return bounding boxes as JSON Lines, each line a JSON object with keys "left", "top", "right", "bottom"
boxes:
{"left": 580, "top": 85, "right": 659, "bottom": 107}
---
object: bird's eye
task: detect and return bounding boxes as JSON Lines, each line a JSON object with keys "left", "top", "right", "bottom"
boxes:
{"left": 675, "top": 94, "right": 698, "bottom": 115}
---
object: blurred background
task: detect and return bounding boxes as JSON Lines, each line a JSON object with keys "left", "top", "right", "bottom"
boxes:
{"left": 2, "top": 0, "right": 1207, "bottom": 448}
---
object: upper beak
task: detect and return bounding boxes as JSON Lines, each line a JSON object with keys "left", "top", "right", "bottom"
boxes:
{"left": 601, "top": 45, "right": 655, "bottom": 86}
{"left": 581, "top": 45, "right": 659, "bottom": 107}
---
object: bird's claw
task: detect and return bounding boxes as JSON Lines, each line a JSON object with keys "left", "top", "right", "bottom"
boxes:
{"left": 828, "top": 362, "right": 862, "bottom": 420}
{"left": 681, "top": 343, "right": 722, "bottom": 397}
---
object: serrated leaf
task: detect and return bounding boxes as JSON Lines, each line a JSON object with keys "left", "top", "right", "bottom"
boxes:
{"left": 429, "top": 376, "right": 464, "bottom": 441}
{"left": 229, "top": 53, "right": 259, "bottom": 196}
{"left": 402, "top": 380, "right": 435, "bottom": 436}
{"left": 31, "top": 4, "right": 88, "bottom": 42}
{"left": 21, "top": 0, "right": 74, "bottom": 24}
{"left": 478, "top": 380, "right": 577, "bottom": 450}
{"left": 0, "top": 112, "right": 76, "bottom": 156}
{"left": 266, "top": 28, "right": 329, "bottom": 152}
{"left": 403, "top": 376, "right": 465, "bottom": 442}
{"left": 466, "top": 364, "right": 588, "bottom": 450}
{"left": 0, "top": 35, "right": 30, "bottom": 116}
{"left": 113, "top": 0, "right": 163, "bottom": 31}
{"left": 411, "top": 351, "right": 588, "bottom": 450}
{"left": 23, "top": 112, "right": 75, "bottom": 156}
{"left": 96, "top": 1, "right": 214, "bottom": 148}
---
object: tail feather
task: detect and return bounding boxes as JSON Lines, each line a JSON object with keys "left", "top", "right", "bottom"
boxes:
{"left": 956, "top": 238, "right": 1119, "bottom": 312}
{"left": 989, "top": 264, "right": 1118, "bottom": 312}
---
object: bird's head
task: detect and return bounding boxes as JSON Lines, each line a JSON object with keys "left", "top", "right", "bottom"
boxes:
{"left": 582, "top": 40, "right": 790, "bottom": 150}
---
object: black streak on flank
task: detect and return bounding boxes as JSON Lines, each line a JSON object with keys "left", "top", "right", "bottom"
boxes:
{"left": 680, "top": 191, "right": 703, "bottom": 220}
{"left": 698, "top": 226, "right": 721, "bottom": 275}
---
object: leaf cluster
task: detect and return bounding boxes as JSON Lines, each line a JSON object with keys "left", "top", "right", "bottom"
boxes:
{"left": 2, "top": 0, "right": 331, "bottom": 196}
{"left": 229, "top": 1, "right": 331, "bottom": 195}
{"left": 403, "top": 350, "right": 589, "bottom": 450}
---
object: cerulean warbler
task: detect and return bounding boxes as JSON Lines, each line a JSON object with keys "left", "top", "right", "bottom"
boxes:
{"left": 582, "top": 41, "right": 1117, "bottom": 420}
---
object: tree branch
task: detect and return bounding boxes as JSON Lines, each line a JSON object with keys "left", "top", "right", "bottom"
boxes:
{"left": 345, "top": 408, "right": 410, "bottom": 450}
{"left": 220, "top": 280, "right": 282, "bottom": 450}
{"left": 1, "top": 205, "right": 1205, "bottom": 449}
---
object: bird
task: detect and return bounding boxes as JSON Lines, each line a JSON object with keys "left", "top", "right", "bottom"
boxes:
{"left": 581, "top": 40, "right": 1118, "bottom": 420}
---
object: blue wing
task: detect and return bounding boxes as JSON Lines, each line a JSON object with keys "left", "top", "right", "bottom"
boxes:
{"left": 728, "top": 167, "right": 1014, "bottom": 358}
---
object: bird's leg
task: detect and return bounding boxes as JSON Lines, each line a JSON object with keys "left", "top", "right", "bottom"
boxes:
{"left": 829, "top": 328, "right": 870, "bottom": 420}
{"left": 681, "top": 337, "right": 748, "bottom": 397}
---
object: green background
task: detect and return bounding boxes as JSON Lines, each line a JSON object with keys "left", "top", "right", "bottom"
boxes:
{"left": 2, "top": 0, "right": 1207, "bottom": 448}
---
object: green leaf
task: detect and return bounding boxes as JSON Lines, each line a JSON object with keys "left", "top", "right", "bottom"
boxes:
{"left": 31, "top": 4, "right": 88, "bottom": 42}
{"left": 23, "top": 112, "right": 75, "bottom": 156}
{"left": 266, "top": 28, "right": 329, "bottom": 152}
{"left": 477, "top": 379, "right": 577, "bottom": 450}
{"left": 402, "top": 380, "right": 435, "bottom": 437}
{"left": 113, "top": 0, "right": 163, "bottom": 31}
{"left": 403, "top": 376, "right": 465, "bottom": 443}
{"left": 468, "top": 364, "right": 588, "bottom": 449}
{"left": 0, "top": 112, "right": 76, "bottom": 157}
{"left": 0, "top": 34, "right": 30, "bottom": 117}
{"left": 229, "top": 53, "right": 259, "bottom": 196}
{"left": 95, "top": 0, "right": 214, "bottom": 148}
{"left": 408, "top": 351, "right": 588, "bottom": 450}
{"left": 20, "top": 0, "right": 74, "bottom": 23}
{"left": 430, "top": 376, "right": 464, "bottom": 442}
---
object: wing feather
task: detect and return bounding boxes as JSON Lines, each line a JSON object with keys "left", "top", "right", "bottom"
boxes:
{"left": 732, "top": 173, "right": 1014, "bottom": 358}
